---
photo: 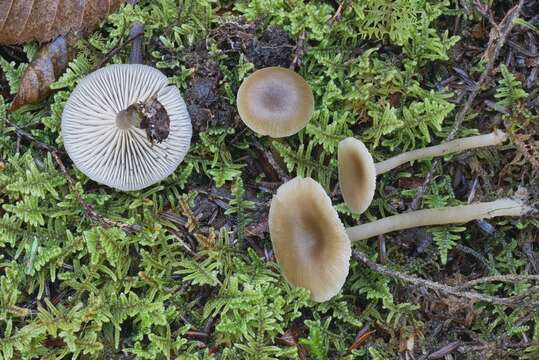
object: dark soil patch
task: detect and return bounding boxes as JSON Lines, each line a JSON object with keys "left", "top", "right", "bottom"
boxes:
{"left": 211, "top": 18, "right": 294, "bottom": 68}
{"left": 0, "top": 67, "right": 9, "bottom": 99}
{"left": 184, "top": 18, "right": 294, "bottom": 132}
{"left": 183, "top": 45, "right": 238, "bottom": 132}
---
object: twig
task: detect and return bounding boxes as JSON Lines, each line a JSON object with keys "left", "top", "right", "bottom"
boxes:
{"left": 410, "top": 1, "right": 524, "bottom": 210}
{"left": 6, "top": 120, "right": 59, "bottom": 153}
{"left": 164, "top": 227, "right": 196, "bottom": 256}
{"left": 455, "top": 243, "right": 495, "bottom": 272}
{"left": 95, "top": 31, "right": 144, "bottom": 69}
{"left": 252, "top": 140, "right": 289, "bottom": 181}
{"left": 352, "top": 249, "right": 539, "bottom": 308}
{"left": 185, "top": 330, "right": 209, "bottom": 339}
{"left": 422, "top": 341, "right": 461, "bottom": 360}
{"left": 290, "top": 31, "right": 307, "bottom": 71}
{"left": 456, "top": 274, "right": 539, "bottom": 289}
{"left": 6, "top": 120, "right": 141, "bottom": 234}
{"left": 50, "top": 152, "right": 141, "bottom": 233}
{"left": 330, "top": 0, "right": 346, "bottom": 25}
{"left": 458, "top": 341, "right": 539, "bottom": 354}
{"left": 89, "top": 0, "right": 142, "bottom": 68}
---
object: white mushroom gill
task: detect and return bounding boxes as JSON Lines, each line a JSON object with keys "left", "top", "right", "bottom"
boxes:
{"left": 62, "top": 64, "right": 192, "bottom": 191}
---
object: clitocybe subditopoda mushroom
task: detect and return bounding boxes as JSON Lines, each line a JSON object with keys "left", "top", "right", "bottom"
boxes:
{"left": 269, "top": 177, "right": 351, "bottom": 302}
{"left": 269, "top": 176, "right": 532, "bottom": 302}
{"left": 338, "top": 130, "right": 508, "bottom": 214}
{"left": 236, "top": 67, "right": 314, "bottom": 138}
{"left": 61, "top": 64, "right": 192, "bottom": 191}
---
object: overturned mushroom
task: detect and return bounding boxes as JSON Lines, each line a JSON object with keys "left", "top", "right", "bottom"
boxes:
{"left": 61, "top": 64, "right": 192, "bottom": 191}
{"left": 269, "top": 176, "right": 531, "bottom": 302}
{"left": 339, "top": 130, "right": 508, "bottom": 214}
{"left": 236, "top": 67, "right": 314, "bottom": 138}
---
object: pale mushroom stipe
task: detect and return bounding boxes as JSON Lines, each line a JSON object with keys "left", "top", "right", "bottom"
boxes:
{"left": 269, "top": 176, "right": 531, "bottom": 302}
{"left": 61, "top": 64, "right": 192, "bottom": 191}
{"left": 236, "top": 67, "right": 314, "bottom": 138}
{"left": 338, "top": 130, "right": 508, "bottom": 214}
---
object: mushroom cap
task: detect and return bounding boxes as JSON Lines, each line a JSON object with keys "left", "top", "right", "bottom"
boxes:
{"left": 61, "top": 64, "right": 192, "bottom": 191}
{"left": 338, "top": 137, "right": 377, "bottom": 214}
{"left": 236, "top": 67, "right": 314, "bottom": 138}
{"left": 269, "top": 177, "right": 351, "bottom": 302}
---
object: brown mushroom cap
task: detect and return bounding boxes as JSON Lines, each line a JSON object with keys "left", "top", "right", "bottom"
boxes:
{"left": 338, "top": 137, "right": 377, "bottom": 214}
{"left": 269, "top": 177, "right": 351, "bottom": 302}
{"left": 236, "top": 67, "right": 314, "bottom": 138}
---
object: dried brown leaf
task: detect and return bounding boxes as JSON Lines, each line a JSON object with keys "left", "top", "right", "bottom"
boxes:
{"left": 0, "top": 0, "right": 126, "bottom": 45}
{"left": 4, "top": 0, "right": 127, "bottom": 111}
{"left": 276, "top": 326, "right": 308, "bottom": 360}
{"left": 10, "top": 36, "right": 68, "bottom": 111}
{"left": 348, "top": 326, "right": 376, "bottom": 352}
{"left": 428, "top": 341, "right": 461, "bottom": 359}
{"left": 398, "top": 176, "right": 426, "bottom": 189}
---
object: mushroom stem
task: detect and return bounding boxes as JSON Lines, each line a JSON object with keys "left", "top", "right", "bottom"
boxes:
{"left": 129, "top": 21, "right": 144, "bottom": 65}
{"left": 374, "top": 130, "right": 507, "bottom": 175}
{"left": 116, "top": 105, "right": 143, "bottom": 129}
{"left": 345, "top": 198, "right": 528, "bottom": 241}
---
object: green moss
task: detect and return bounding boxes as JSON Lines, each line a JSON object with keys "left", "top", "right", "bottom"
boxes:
{"left": 1, "top": 0, "right": 537, "bottom": 359}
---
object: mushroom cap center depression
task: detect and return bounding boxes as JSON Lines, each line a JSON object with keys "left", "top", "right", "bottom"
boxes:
{"left": 252, "top": 80, "right": 298, "bottom": 121}
{"left": 297, "top": 204, "right": 342, "bottom": 262}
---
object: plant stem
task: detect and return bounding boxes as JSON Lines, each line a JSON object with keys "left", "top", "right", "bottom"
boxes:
{"left": 374, "top": 130, "right": 507, "bottom": 175}
{"left": 352, "top": 249, "right": 538, "bottom": 308}
{"left": 346, "top": 198, "right": 527, "bottom": 241}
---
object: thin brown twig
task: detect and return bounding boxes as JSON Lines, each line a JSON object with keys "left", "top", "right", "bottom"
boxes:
{"left": 290, "top": 31, "right": 307, "bottom": 71}
{"left": 252, "top": 140, "right": 289, "bottom": 181}
{"left": 6, "top": 120, "right": 141, "bottom": 234}
{"left": 96, "top": 0, "right": 144, "bottom": 68}
{"left": 457, "top": 274, "right": 539, "bottom": 290}
{"left": 50, "top": 152, "right": 141, "bottom": 233}
{"left": 5, "top": 120, "right": 59, "bottom": 153}
{"left": 352, "top": 249, "right": 539, "bottom": 308}
{"left": 455, "top": 243, "right": 493, "bottom": 271}
{"left": 410, "top": 0, "right": 524, "bottom": 210}
{"left": 95, "top": 31, "right": 144, "bottom": 70}
{"left": 423, "top": 341, "right": 461, "bottom": 360}
{"left": 458, "top": 341, "right": 539, "bottom": 354}
{"left": 165, "top": 227, "right": 196, "bottom": 256}
{"left": 330, "top": 0, "right": 346, "bottom": 25}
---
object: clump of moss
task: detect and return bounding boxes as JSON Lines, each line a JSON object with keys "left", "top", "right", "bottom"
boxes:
{"left": 0, "top": 0, "right": 537, "bottom": 359}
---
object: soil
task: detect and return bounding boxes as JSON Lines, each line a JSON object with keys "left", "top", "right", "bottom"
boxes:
{"left": 184, "top": 19, "right": 294, "bottom": 132}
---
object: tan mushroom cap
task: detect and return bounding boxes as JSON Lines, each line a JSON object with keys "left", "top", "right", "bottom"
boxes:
{"left": 237, "top": 67, "right": 314, "bottom": 138}
{"left": 269, "top": 177, "right": 351, "bottom": 302}
{"left": 338, "top": 137, "right": 377, "bottom": 215}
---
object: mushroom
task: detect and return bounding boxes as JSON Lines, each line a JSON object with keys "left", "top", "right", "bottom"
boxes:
{"left": 339, "top": 130, "right": 508, "bottom": 214}
{"left": 61, "top": 64, "right": 192, "bottom": 191}
{"left": 269, "top": 176, "right": 531, "bottom": 302}
{"left": 269, "top": 177, "right": 351, "bottom": 302}
{"left": 236, "top": 67, "right": 314, "bottom": 138}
